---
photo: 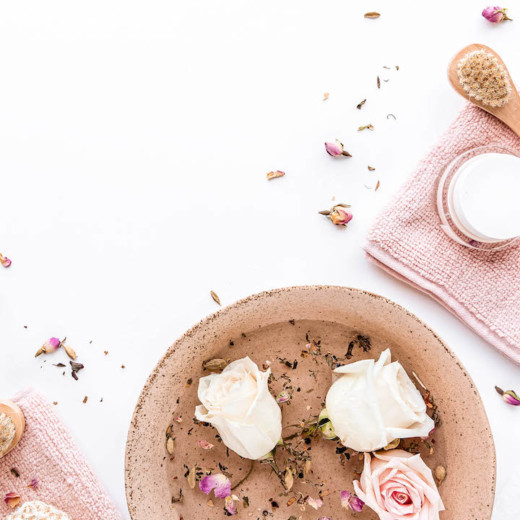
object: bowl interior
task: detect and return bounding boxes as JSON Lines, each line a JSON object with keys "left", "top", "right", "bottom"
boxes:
{"left": 125, "top": 286, "right": 495, "bottom": 520}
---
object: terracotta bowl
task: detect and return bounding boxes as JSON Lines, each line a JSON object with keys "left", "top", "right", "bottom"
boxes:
{"left": 125, "top": 286, "right": 495, "bottom": 519}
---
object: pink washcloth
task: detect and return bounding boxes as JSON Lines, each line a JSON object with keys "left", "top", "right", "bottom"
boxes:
{"left": 0, "top": 389, "right": 123, "bottom": 520}
{"left": 364, "top": 103, "right": 520, "bottom": 364}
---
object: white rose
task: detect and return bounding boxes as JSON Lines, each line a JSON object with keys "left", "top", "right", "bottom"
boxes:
{"left": 325, "top": 349, "right": 434, "bottom": 452}
{"left": 195, "top": 357, "right": 282, "bottom": 460}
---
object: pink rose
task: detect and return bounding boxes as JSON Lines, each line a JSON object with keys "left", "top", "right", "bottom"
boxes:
{"left": 353, "top": 449, "right": 445, "bottom": 520}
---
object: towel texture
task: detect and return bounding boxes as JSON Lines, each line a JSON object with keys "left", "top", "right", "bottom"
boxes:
{"left": 365, "top": 103, "right": 520, "bottom": 364}
{"left": 0, "top": 389, "right": 123, "bottom": 520}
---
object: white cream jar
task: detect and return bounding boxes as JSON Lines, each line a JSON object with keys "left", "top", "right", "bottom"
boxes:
{"left": 437, "top": 147, "right": 520, "bottom": 249}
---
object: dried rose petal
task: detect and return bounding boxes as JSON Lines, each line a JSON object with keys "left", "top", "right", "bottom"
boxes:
{"left": 496, "top": 386, "right": 520, "bottom": 405}
{"left": 224, "top": 495, "right": 237, "bottom": 515}
{"left": 482, "top": 6, "right": 512, "bottom": 22}
{"left": 325, "top": 140, "right": 351, "bottom": 157}
{"left": 341, "top": 490, "right": 364, "bottom": 512}
{"left": 306, "top": 496, "right": 323, "bottom": 510}
{"left": 27, "top": 478, "right": 38, "bottom": 489}
{"left": 199, "top": 473, "right": 231, "bottom": 499}
{"left": 0, "top": 253, "right": 12, "bottom": 268}
{"left": 197, "top": 440, "right": 214, "bottom": 450}
{"left": 4, "top": 493, "right": 21, "bottom": 508}
{"left": 266, "top": 170, "right": 286, "bottom": 181}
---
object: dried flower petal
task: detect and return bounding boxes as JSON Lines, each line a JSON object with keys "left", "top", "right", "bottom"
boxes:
{"left": 63, "top": 344, "right": 77, "bottom": 360}
{"left": 323, "top": 92, "right": 329, "bottom": 101}
{"left": 187, "top": 466, "right": 197, "bottom": 489}
{"left": 266, "top": 170, "right": 286, "bottom": 181}
{"left": 341, "top": 490, "right": 364, "bottom": 512}
{"left": 364, "top": 11, "right": 381, "bottom": 18}
{"left": 166, "top": 436, "right": 175, "bottom": 455}
{"left": 325, "top": 140, "right": 351, "bottom": 157}
{"left": 356, "top": 99, "right": 366, "bottom": 110}
{"left": 199, "top": 473, "right": 231, "bottom": 499}
{"left": 284, "top": 468, "right": 294, "bottom": 491}
{"left": 210, "top": 290, "right": 221, "bottom": 306}
{"left": 224, "top": 495, "right": 237, "bottom": 515}
{"left": 4, "top": 493, "right": 21, "bottom": 508}
{"left": 434, "top": 465, "right": 447, "bottom": 485}
{"left": 197, "top": 440, "right": 214, "bottom": 450}
{"left": 27, "top": 478, "right": 38, "bottom": 489}
{"left": 306, "top": 496, "right": 323, "bottom": 510}
{"left": 495, "top": 386, "right": 520, "bottom": 405}
{"left": 358, "top": 124, "right": 374, "bottom": 131}
{"left": 0, "top": 253, "right": 12, "bottom": 268}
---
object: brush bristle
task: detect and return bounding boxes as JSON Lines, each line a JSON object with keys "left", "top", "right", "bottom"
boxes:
{"left": 458, "top": 49, "right": 512, "bottom": 108}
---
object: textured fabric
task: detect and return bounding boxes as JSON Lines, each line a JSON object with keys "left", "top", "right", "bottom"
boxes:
{"left": 0, "top": 390, "right": 123, "bottom": 520}
{"left": 365, "top": 103, "right": 520, "bottom": 364}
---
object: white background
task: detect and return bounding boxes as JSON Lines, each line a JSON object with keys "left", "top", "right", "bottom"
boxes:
{"left": 1, "top": 1, "right": 519, "bottom": 518}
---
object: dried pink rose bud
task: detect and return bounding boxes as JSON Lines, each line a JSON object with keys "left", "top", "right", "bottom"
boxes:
{"left": 496, "top": 386, "right": 520, "bottom": 405}
{"left": 482, "top": 6, "right": 512, "bottom": 22}
{"left": 319, "top": 204, "right": 353, "bottom": 227}
{"left": 341, "top": 490, "right": 365, "bottom": 512}
{"left": 325, "top": 140, "right": 352, "bottom": 157}
{"left": 0, "top": 253, "right": 11, "bottom": 268}
{"left": 35, "top": 337, "right": 62, "bottom": 357}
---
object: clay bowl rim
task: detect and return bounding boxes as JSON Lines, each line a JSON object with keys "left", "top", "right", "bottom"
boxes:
{"left": 124, "top": 285, "right": 496, "bottom": 518}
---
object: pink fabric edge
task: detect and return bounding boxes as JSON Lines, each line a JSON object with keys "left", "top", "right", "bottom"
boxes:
{"left": 364, "top": 242, "right": 520, "bottom": 365}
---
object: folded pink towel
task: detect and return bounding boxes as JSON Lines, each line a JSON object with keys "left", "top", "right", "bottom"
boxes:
{"left": 365, "top": 103, "right": 520, "bottom": 364}
{"left": 0, "top": 389, "right": 123, "bottom": 520}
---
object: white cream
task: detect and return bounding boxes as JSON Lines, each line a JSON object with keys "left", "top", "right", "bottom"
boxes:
{"left": 448, "top": 153, "right": 520, "bottom": 242}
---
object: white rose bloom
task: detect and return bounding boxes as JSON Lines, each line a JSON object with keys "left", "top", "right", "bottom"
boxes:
{"left": 325, "top": 349, "right": 434, "bottom": 452}
{"left": 195, "top": 357, "right": 282, "bottom": 460}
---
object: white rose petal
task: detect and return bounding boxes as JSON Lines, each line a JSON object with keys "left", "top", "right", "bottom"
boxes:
{"left": 325, "top": 349, "right": 434, "bottom": 452}
{"left": 195, "top": 357, "right": 282, "bottom": 460}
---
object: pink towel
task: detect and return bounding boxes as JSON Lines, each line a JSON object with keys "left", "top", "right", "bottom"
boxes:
{"left": 0, "top": 389, "right": 123, "bottom": 520}
{"left": 364, "top": 103, "right": 520, "bottom": 364}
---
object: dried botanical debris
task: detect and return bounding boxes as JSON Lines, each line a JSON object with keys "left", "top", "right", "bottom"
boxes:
{"left": 364, "top": 11, "right": 381, "bottom": 18}
{"left": 266, "top": 170, "right": 285, "bottom": 181}
{"left": 210, "top": 291, "right": 221, "bottom": 306}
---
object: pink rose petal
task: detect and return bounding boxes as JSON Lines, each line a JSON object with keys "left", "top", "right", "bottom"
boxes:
{"left": 306, "top": 496, "right": 323, "bottom": 510}
{"left": 197, "top": 440, "right": 215, "bottom": 450}
{"left": 199, "top": 473, "right": 231, "bottom": 499}
{"left": 224, "top": 495, "right": 236, "bottom": 515}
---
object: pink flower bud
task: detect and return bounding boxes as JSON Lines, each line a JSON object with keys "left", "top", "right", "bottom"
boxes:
{"left": 495, "top": 386, "right": 520, "bottom": 405}
{"left": 0, "top": 253, "right": 11, "bottom": 268}
{"left": 35, "top": 337, "right": 62, "bottom": 357}
{"left": 341, "top": 490, "right": 365, "bottom": 512}
{"left": 330, "top": 205, "right": 353, "bottom": 226}
{"left": 482, "top": 6, "right": 512, "bottom": 22}
{"left": 325, "top": 140, "right": 352, "bottom": 157}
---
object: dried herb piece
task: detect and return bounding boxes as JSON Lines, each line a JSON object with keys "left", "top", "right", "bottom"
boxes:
{"left": 323, "top": 92, "right": 329, "bottom": 101}
{"left": 356, "top": 99, "right": 366, "bottom": 110}
{"left": 202, "top": 358, "right": 228, "bottom": 372}
{"left": 387, "top": 113, "right": 397, "bottom": 120}
{"left": 375, "top": 180, "right": 381, "bottom": 191}
{"left": 187, "top": 466, "right": 197, "bottom": 489}
{"left": 166, "top": 436, "right": 175, "bottom": 455}
{"left": 364, "top": 11, "right": 381, "bottom": 18}
{"left": 70, "top": 361, "right": 84, "bottom": 381}
{"left": 210, "top": 290, "right": 221, "bottom": 306}
{"left": 10, "top": 468, "right": 20, "bottom": 478}
{"left": 377, "top": 76, "right": 381, "bottom": 88}
{"left": 368, "top": 166, "right": 375, "bottom": 171}
{"left": 82, "top": 396, "right": 88, "bottom": 404}
{"left": 63, "top": 343, "right": 77, "bottom": 360}
{"left": 358, "top": 124, "right": 374, "bottom": 131}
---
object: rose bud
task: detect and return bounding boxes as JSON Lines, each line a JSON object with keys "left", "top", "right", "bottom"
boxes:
{"left": 325, "top": 140, "right": 352, "bottom": 157}
{"left": 35, "top": 337, "right": 62, "bottom": 357}
{"left": 318, "top": 408, "right": 337, "bottom": 440}
{"left": 482, "top": 6, "right": 512, "bottom": 22}
{"left": 330, "top": 205, "right": 353, "bottom": 226}
{"left": 495, "top": 386, "right": 520, "bottom": 405}
{"left": 0, "top": 253, "right": 11, "bottom": 268}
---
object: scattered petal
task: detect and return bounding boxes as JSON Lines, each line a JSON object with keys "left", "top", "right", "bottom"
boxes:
{"left": 341, "top": 490, "right": 365, "bottom": 512}
{"left": 199, "top": 473, "right": 231, "bottom": 499}
{"left": 284, "top": 468, "right": 294, "bottom": 491}
{"left": 356, "top": 99, "right": 366, "bottom": 110}
{"left": 358, "top": 124, "right": 374, "bottom": 131}
{"left": 27, "top": 478, "right": 38, "bottom": 489}
{"left": 224, "top": 495, "right": 237, "bottom": 515}
{"left": 266, "top": 170, "right": 286, "bottom": 181}
{"left": 276, "top": 390, "right": 291, "bottom": 404}
{"left": 323, "top": 92, "right": 329, "bottom": 101}
{"left": 364, "top": 11, "right": 381, "bottom": 18}
{"left": 187, "top": 466, "right": 197, "bottom": 489}
{"left": 63, "top": 343, "right": 77, "bottom": 360}
{"left": 4, "top": 493, "right": 21, "bottom": 508}
{"left": 306, "top": 496, "right": 323, "bottom": 510}
{"left": 210, "top": 290, "right": 221, "bottom": 306}
{"left": 434, "top": 465, "right": 447, "bottom": 485}
{"left": 202, "top": 358, "right": 228, "bottom": 372}
{"left": 197, "top": 440, "right": 215, "bottom": 450}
